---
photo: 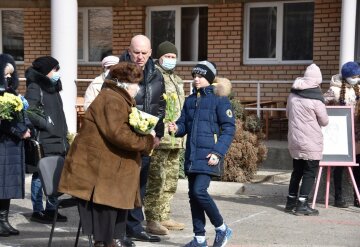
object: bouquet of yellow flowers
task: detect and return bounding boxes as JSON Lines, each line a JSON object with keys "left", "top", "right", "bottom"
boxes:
{"left": 0, "top": 92, "right": 24, "bottom": 120}
{"left": 163, "top": 92, "right": 179, "bottom": 147}
{"left": 129, "top": 107, "right": 159, "bottom": 135}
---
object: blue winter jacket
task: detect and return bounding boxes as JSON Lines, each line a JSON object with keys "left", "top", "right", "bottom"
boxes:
{"left": 175, "top": 85, "right": 235, "bottom": 176}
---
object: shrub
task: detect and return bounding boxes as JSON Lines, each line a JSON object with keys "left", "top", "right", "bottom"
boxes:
{"left": 221, "top": 99, "right": 268, "bottom": 182}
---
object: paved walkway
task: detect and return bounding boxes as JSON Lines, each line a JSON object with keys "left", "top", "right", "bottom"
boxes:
{"left": 1, "top": 174, "right": 360, "bottom": 247}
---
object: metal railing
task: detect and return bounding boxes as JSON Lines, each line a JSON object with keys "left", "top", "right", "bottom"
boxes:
{"left": 20, "top": 77, "right": 327, "bottom": 119}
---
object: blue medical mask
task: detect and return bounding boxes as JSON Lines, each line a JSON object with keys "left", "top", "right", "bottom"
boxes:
{"left": 161, "top": 58, "right": 177, "bottom": 71}
{"left": 50, "top": 71, "right": 60, "bottom": 84}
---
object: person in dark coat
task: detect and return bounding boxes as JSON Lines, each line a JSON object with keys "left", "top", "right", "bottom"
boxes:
{"left": 0, "top": 54, "right": 31, "bottom": 236}
{"left": 24, "top": 56, "right": 69, "bottom": 224}
{"left": 119, "top": 34, "right": 165, "bottom": 244}
{"left": 169, "top": 61, "right": 235, "bottom": 247}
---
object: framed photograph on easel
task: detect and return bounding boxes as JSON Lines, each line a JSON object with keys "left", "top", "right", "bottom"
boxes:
{"left": 312, "top": 106, "right": 360, "bottom": 209}
{"left": 321, "top": 106, "right": 355, "bottom": 164}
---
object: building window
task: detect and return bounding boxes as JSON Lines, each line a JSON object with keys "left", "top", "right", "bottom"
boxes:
{"left": 78, "top": 8, "right": 112, "bottom": 63}
{"left": 244, "top": 1, "right": 314, "bottom": 64}
{"left": 355, "top": 0, "right": 360, "bottom": 62}
{"left": 146, "top": 6, "right": 208, "bottom": 63}
{"left": 0, "top": 10, "right": 24, "bottom": 62}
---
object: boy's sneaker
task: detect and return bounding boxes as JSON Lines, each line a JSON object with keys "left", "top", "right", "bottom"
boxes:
{"left": 184, "top": 237, "right": 208, "bottom": 247}
{"left": 213, "top": 225, "right": 233, "bottom": 247}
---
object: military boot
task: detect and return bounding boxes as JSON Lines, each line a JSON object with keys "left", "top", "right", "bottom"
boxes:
{"left": 146, "top": 220, "right": 169, "bottom": 235}
{"left": 294, "top": 199, "right": 319, "bottom": 216}
{"left": 160, "top": 219, "right": 185, "bottom": 230}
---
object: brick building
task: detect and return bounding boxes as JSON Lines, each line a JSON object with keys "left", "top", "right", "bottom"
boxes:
{"left": 0, "top": 0, "right": 359, "bottom": 133}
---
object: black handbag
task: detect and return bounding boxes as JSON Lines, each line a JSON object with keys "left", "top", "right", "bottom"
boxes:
{"left": 24, "top": 138, "right": 44, "bottom": 173}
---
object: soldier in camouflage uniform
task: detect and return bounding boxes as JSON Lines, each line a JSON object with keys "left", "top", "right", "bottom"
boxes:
{"left": 144, "top": 41, "right": 186, "bottom": 235}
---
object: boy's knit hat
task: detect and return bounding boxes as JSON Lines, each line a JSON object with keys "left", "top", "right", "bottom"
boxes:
{"left": 156, "top": 41, "right": 178, "bottom": 59}
{"left": 191, "top": 61, "right": 217, "bottom": 84}
{"left": 32, "top": 56, "right": 59, "bottom": 76}
{"left": 341, "top": 61, "right": 360, "bottom": 79}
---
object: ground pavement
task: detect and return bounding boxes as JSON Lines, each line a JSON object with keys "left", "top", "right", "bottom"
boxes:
{"left": 0, "top": 173, "right": 360, "bottom": 247}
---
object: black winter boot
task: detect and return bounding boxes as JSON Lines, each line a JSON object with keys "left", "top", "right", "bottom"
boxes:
{"left": 354, "top": 192, "right": 360, "bottom": 208}
{"left": 0, "top": 200, "right": 10, "bottom": 237}
{"left": 284, "top": 196, "right": 297, "bottom": 212}
{"left": 294, "top": 199, "right": 319, "bottom": 216}
{"left": 0, "top": 199, "right": 19, "bottom": 235}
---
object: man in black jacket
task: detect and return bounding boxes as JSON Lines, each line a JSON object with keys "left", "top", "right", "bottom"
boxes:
{"left": 120, "top": 35, "right": 165, "bottom": 244}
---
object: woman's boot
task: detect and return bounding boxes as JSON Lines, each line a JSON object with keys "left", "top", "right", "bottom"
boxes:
{"left": 294, "top": 198, "right": 319, "bottom": 216}
{"left": 284, "top": 196, "right": 297, "bottom": 212}
{"left": 0, "top": 200, "right": 10, "bottom": 237}
{"left": 0, "top": 199, "right": 19, "bottom": 235}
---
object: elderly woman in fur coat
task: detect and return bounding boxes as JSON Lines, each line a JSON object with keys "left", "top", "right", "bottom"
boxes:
{"left": 169, "top": 61, "right": 235, "bottom": 247}
{"left": 285, "top": 63, "right": 329, "bottom": 216}
{"left": 0, "top": 54, "right": 31, "bottom": 237}
{"left": 58, "top": 62, "right": 155, "bottom": 247}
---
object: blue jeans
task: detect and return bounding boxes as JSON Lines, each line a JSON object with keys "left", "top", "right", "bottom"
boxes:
{"left": 188, "top": 173, "right": 223, "bottom": 236}
{"left": 31, "top": 172, "right": 57, "bottom": 212}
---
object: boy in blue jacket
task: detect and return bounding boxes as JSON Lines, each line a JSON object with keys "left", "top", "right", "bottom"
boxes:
{"left": 169, "top": 61, "right": 235, "bottom": 247}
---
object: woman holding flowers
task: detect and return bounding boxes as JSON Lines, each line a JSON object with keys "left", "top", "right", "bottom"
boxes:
{"left": 0, "top": 54, "right": 31, "bottom": 237}
{"left": 169, "top": 61, "right": 235, "bottom": 247}
{"left": 58, "top": 62, "right": 155, "bottom": 247}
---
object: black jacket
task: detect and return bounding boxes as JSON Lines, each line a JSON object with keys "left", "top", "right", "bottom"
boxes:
{"left": 119, "top": 52, "right": 166, "bottom": 138}
{"left": 24, "top": 67, "right": 69, "bottom": 156}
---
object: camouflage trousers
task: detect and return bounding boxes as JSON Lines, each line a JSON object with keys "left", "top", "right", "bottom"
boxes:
{"left": 144, "top": 148, "right": 182, "bottom": 221}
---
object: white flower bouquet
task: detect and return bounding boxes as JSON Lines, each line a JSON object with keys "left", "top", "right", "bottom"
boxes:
{"left": 129, "top": 107, "right": 159, "bottom": 135}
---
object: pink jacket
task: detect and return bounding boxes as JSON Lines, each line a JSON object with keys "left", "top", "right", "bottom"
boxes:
{"left": 287, "top": 77, "right": 329, "bottom": 160}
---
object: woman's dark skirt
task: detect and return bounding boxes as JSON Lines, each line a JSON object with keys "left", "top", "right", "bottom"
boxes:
{"left": 78, "top": 198, "right": 127, "bottom": 245}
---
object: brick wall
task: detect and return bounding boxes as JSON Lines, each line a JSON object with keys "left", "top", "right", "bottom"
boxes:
{"left": 16, "top": 1, "right": 342, "bottom": 102}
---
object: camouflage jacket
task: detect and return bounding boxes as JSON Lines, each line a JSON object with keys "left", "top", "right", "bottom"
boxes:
{"left": 155, "top": 62, "right": 185, "bottom": 149}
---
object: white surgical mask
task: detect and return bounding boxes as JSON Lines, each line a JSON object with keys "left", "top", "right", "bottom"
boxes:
{"left": 346, "top": 77, "right": 360, "bottom": 85}
{"left": 50, "top": 71, "right": 60, "bottom": 84}
{"left": 161, "top": 58, "right": 177, "bottom": 71}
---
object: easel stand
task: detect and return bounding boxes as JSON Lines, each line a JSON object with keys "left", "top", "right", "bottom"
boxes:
{"left": 312, "top": 162, "right": 360, "bottom": 208}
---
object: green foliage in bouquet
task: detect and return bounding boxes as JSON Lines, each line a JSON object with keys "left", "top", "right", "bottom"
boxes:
{"left": 221, "top": 98, "right": 267, "bottom": 182}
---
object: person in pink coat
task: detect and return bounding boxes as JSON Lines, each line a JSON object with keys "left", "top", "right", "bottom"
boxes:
{"left": 285, "top": 63, "right": 329, "bottom": 216}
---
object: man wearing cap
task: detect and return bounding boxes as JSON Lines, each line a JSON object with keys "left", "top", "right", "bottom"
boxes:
{"left": 119, "top": 35, "right": 165, "bottom": 243}
{"left": 24, "top": 56, "right": 69, "bottom": 224}
{"left": 83, "top": 55, "right": 119, "bottom": 111}
{"left": 144, "top": 41, "right": 185, "bottom": 235}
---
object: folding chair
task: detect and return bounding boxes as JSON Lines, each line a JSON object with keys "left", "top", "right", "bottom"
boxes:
{"left": 37, "top": 156, "right": 93, "bottom": 247}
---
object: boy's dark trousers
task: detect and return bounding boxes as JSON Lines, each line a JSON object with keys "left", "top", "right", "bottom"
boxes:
{"left": 288, "top": 159, "right": 319, "bottom": 198}
{"left": 188, "top": 173, "right": 223, "bottom": 236}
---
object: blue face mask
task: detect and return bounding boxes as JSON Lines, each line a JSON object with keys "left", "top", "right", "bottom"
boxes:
{"left": 161, "top": 58, "right": 177, "bottom": 71}
{"left": 50, "top": 71, "right": 60, "bottom": 85}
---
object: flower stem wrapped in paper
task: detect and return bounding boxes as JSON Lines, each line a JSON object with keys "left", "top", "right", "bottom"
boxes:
{"left": 129, "top": 107, "right": 159, "bottom": 135}
{"left": 163, "top": 92, "right": 179, "bottom": 147}
{"left": 0, "top": 92, "right": 24, "bottom": 120}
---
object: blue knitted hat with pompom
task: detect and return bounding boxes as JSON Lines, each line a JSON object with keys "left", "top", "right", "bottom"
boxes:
{"left": 341, "top": 61, "right": 360, "bottom": 79}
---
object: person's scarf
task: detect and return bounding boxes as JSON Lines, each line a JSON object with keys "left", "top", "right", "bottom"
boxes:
{"left": 290, "top": 87, "right": 325, "bottom": 104}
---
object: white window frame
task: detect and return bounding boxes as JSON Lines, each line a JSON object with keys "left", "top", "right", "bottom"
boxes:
{"left": 78, "top": 7, "right": 112, "bottom": 65}
{"left": 243, "top": 1, "right": 314, "bottom": 65}
{"left": 0, "top": 8, "right": 24, "bottom": 63}
{"left": 146, "top": 5, "right": 207, "bottom": 65}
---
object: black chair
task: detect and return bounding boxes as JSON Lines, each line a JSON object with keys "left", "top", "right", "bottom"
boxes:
{"left": 37, "top": 156, "right": 93, "bottom": 247}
